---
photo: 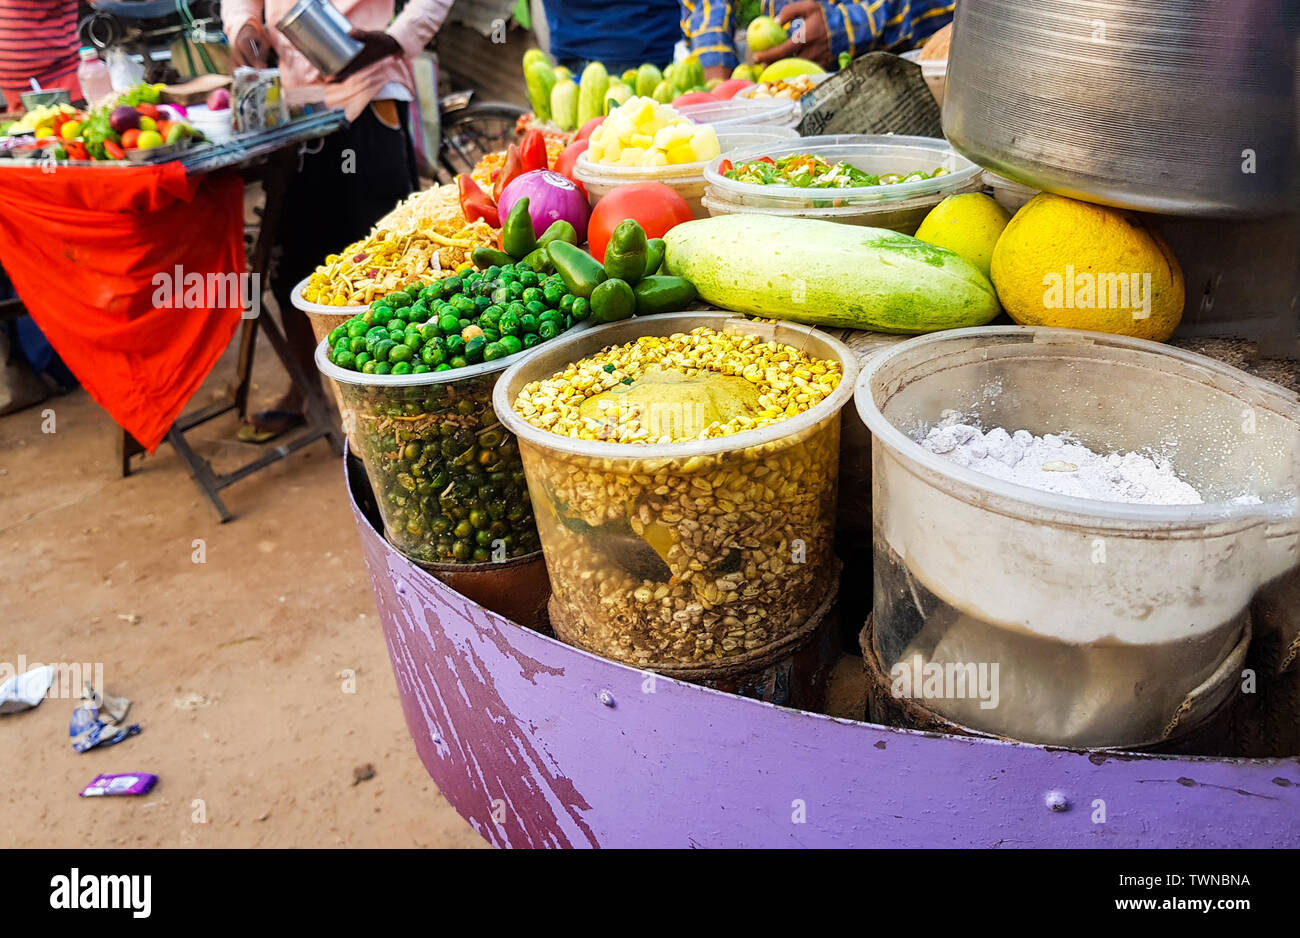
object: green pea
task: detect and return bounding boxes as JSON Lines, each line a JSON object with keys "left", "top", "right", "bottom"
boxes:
{"left": 525, "top": 300, "right": 547, "bottom": 317}
{"left": 388, "top": 343, "right": 414, "bottom": 363}
{"left": 449, "top": 356, "right": 468, "bottom": 369}
{"left": 438, "top": 314, "right": 461, "bottom": 334}
{"left": 374, "top": 361, "right": 392, "bottom": 375}
{"left": 442, "top": 276, "right": 462, "bottom": 295}
{"left": 332, "top": 349, "right": 355, "bottom": 369}
{"left": 498, "top": 312, "right": 520, "bottom": 336}
{"left": 518, "top": 270, "right": 539, "bottom": 288}
{"left": 479, "top": 305, "right": 503, "bottom": 328}
{"left": 483, "top": 341, "right": 506, "bottom": 361}
{"left": 361, "top": 359, "right": 377, "bottom": 373}
{"left": 522, "top": 332, "right": 541, "bottom": 349}
{"left": 412, "top": 364, "right": 431, "bottom": 373}
{"left": 538, "top": 320, "right": 559, "bottom": 340}
{"left": 542, "top": 283, "right": 565, "bottom": 307}
{"left": 420, "top": 344, "right": 445, "bottom": 366}
{"left": 522, "top": 286, "right": 543, "bottom": 305}
{"left": 444, "top": 335, "right": 465, "bottom": 356}
{"left": 518, "top": 313, "right": 538, "bottom": 334}
{"left": 349, "top": 335, "right": 367, "bottom": 354}
{"left": 481, "top": 328, "right": 500, "bottom": 343}
{"left": 391, "top": 361, "right": 413, "bottom": 375}
{"left": 374, "top": 339, "right": 396, "bottom": 361}
{"left": 465, "top": 335, "right": 486, "bottom": 362}
{"left": 355, "top": 352, "right": 372, "bottom": 368}
{"left": 500, "top": 335, "right": 523, "bottom": 356}
{"left": 571, "top": 297, "right": 590, "bottom": 321}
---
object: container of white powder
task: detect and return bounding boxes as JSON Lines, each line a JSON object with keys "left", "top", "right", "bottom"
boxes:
{"left": 854, "top": 327, "right": 1300, "bottom": 748}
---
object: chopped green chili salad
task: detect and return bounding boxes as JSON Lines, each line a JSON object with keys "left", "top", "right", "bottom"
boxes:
{"left": 719, "top": 153, "right": 950, "bottom": 189}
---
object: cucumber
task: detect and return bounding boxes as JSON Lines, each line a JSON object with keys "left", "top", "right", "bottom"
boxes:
{"left": 524, "top": 60, "right": 556, "bottom": 121}
{"left": 662, "top": 215, "right": 1001, "bottom": 334}
{"left": 577, "top": 62, "right": 609, "bottom": 127}
{"left": 550, "top": 78, "right": 579, "bottom": 131}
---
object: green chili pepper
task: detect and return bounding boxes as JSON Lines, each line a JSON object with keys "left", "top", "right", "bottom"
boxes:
{"left": 502, "top": 198, "right": 538, "bottom": 259}
{"left": 602, "top": 219, "right": 649, "bottom": 285}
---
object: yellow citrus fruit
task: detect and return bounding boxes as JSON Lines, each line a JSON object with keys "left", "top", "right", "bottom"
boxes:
{"left": 990, "top": 193, "right": 1184, "bottom": 341}
{"left": 914, "top": 192, "right": 1011, "bottom": 280}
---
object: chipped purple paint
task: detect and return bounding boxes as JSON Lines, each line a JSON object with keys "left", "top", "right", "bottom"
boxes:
{"left": 349, "top": 463, "right": 1300, "bottom": 849}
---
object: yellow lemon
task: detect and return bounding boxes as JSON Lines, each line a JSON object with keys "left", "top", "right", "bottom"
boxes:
{"left": 914, "top": 192, "right": 1011, "bottom": 280}
{"left": 990, "top": 193, "right": 1184, "bottom": 341}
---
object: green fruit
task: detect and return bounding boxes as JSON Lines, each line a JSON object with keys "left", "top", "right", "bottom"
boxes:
{"left": 746, "top": 15, "right": 788, "bottom": 53}
{"left": 633, "top": 275, "right": 697, "bottom": 315}
{"left": 525, "top": 60, "right": 556, "bottom": 121}
{"left": 662, "top": 214, "right": 999, "bottom": 334}
{"left": 757, "top": 58, "right": 825, "bottom": 82}
{"left": 577, "top": 61, "right": 609, "bottom": 127}
{"left": 651, "top": 79, "right": 675, "bottom": 105}
{"left": 604, "top": 82, "right": 632, "bottom": 115}
{"left": 550, "top": 78, "right": 579, "bottom": 131}
{"left": 603, "top": 219, "right": 649, "bottom": 285}
{"left": 635, "top": 63, "right": 664, "bottom": 98}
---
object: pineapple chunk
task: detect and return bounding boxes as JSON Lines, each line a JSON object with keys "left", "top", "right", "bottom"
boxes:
{"left": 618, "top": 147, "right": 644, "bottom": 166}
{"left": 652, "top": 124, "right": 694, "bottom": 149}
{"left": 665, "top": 143, "right": 698, "bottom": 164}
{"left": 691, "top": 125, "right": 721, "bottom": 160}
{"left": 630, "top": 133, "right": 653, "bottom": 148}
{"left": 640, "top": 150, "right": 668, "bottom": 167}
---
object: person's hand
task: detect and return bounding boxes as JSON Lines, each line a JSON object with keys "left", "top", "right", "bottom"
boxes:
{"left": 328, "top": 29, "right": 402, "bottom": 82}
{"left": 231, "top": 20, "right": 270, "bottom": 69}
{"left": 753, "top": 1, "right": 834, "bottom": 69}
{"left": 704, "top": 65, "right": 731, "bottom": 82}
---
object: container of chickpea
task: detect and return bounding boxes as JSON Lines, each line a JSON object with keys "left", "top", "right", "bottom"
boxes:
{"left": 494, "top": 312, "right": 859, "bottom": 670}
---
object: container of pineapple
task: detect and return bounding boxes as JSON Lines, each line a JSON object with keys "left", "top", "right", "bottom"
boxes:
{"left": 573, "top": 96, "right": 795, "bottom": 218}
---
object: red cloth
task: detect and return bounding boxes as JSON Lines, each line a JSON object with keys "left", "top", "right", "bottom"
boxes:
{"left": 0, "top": 161, "right": 245, "bottom": 451}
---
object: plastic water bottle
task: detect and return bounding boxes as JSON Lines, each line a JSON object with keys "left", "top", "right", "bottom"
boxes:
{"left": 76, "top": 47, "right": 113, "bottom": 106}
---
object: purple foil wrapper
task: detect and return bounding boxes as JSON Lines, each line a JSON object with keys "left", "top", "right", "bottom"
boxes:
{"left": 79, "top": 773, "right": 158, "bottom": 797}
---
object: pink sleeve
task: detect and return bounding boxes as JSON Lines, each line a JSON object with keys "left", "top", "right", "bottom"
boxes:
{"left": 221, "top": 0, "right": 263, "bottom": 40}
{"left": 387, "top": 0, "right": 454, "bottom": 58}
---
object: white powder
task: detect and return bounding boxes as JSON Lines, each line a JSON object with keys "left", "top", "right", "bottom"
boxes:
{"left": 918, "top": 421, "right": 1204, "bottom": 505}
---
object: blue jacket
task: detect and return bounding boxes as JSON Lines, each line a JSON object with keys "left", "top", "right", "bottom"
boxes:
{"left": 544, "top": 0, "right": 684, "bottom": 73}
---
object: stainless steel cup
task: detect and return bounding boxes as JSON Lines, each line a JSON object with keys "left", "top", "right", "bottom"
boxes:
{"left": 276, "top": 0, "right": 363, "bottom": 78}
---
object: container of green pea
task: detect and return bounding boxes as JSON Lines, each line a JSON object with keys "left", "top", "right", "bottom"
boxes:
{"left": 315, "top": 260, "right": 590, "bottom": 568}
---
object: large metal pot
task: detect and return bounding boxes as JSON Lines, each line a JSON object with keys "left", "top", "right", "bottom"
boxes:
{"left": 942, "top": 0, "right": 1299, "bottom": 218}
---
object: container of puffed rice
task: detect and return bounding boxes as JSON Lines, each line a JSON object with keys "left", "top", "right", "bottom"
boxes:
{"left": 494, "top": 312, "right": 859, "bottom": 669}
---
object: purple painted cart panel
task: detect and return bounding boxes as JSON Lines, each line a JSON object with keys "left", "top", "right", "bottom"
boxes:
{"left": 349, "top": 464, "right": 1300, "bottom": 849}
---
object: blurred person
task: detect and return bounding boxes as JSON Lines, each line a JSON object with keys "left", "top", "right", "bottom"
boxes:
{"left": 683, "top": 0, "right": 954, "bottom": 80}
{"left": 0, "top": 0, "right": 80, "bottom": 112}
{"left": 541, "top": 0, "right": 682, "bottom": 75}
{"left": 222, "top": 0, "right": 451, "bottom": 441}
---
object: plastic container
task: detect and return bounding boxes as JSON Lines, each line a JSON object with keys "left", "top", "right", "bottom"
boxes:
{"left": 981, "top": 169, "right": 1039, "bottom": 212}
{"left": 676, "top": 97, "right": 799, "bottom": 129}
{"left": 185, "top": 104, "right": 234, "bottom": 145}
{"left": 493, "top": 312, "right": 860, "bottom": 668}
{"left": 855, "top": 326, "right": 1300, "bottom": 749}
{"left": 701, "top": 134, "right": 982, "bottom": 232}
{"left": 76, "top": 47, "right": 112, "bottom": 105}
{"left": 316, "top": 339, "right": 548, "bottom": 566}
{"left": 574, "top": 125, "right": 799, "bottom": 219}
{"left": 292, "top": 275, "right": 368, "bottom": 346}
{"left": 899, "top": 49, "right": 947, "bottom": 105}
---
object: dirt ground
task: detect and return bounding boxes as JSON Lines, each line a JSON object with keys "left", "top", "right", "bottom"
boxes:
{"left": 0, "top": 322, "right": 486, "bottom": 848}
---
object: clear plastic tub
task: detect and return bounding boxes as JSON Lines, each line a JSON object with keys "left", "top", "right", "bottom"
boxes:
{"left": 292, "top": 275, "right": 368, "bottom": 345}
{"left": 574, "top": 126, "right": 799, "bottom": 219}
{"left": 901, "top": 49, "right": 947, "bottom": 105}
{"left": 493, "top": 312, "right": 860, "bottom": 668}
{"left": 316, "top": 338, "right": 548, "bottom": 566}
{"left": 855, "top": 326, "right": 1300, "bottom": 748}
{"left": 981, "top": 169, "right": 1039, "bottom": 213}
{"left": 676, "top": 96, "right": 799, "bottom": 128}
{"left": 701, "top": 134, "right": 982, "bottom": 231}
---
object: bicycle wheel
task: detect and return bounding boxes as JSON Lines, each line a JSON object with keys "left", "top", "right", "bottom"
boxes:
{"left": 437, "top": 102, "right": 527, "bottom": 184}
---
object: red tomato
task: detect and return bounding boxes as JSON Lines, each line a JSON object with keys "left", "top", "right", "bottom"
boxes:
{"left": 710, "top": 79, "right": 754, "bottom": 100}
{"left": 156, "top": 120, "right": 173, "bottom": 138}
{"left": 587, "top": 182, "right": 694, "bottom": 262}
{"left": 672, "top": 91, "right": 716, "bottom": 107}
{"left": 136, "top": 103, "right": 160, "bottom": 120}
{"left": 120, "top": 128, "right": 141, "bottom": 149}
{"left": 575, "top": 116, "right": 604, "bottom": 141}
{"left": 553, "top": 139, "right": 589, "bottom": 197}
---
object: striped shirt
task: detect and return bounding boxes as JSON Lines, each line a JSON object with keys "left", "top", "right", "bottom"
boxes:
{"left": 681, "top": 0, "right": 955, "bottom": 70}
{"left": 0, "top": 0, "right": 80, "bottom": 112}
